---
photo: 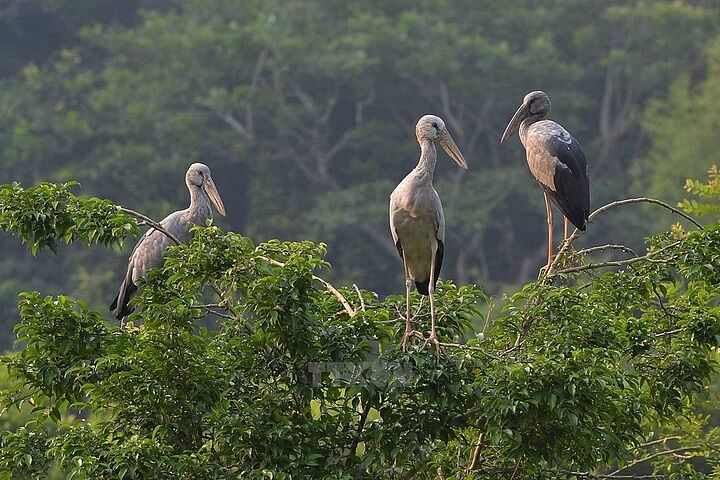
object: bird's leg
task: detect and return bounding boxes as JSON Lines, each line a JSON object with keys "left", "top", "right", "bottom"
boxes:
{"left": 401, "top": 259, "right": 414, "bottom": 351}
{"left": 540, "top": 192, "right": 554, "bottom": 275}
{"left": 563, "top": 217, "right": 569, "bottom": 242}
{"left": 425, "top": 244, "right": 441, "bottom": 355}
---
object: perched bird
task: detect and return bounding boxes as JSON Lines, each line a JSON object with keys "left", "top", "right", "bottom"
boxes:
{"left": 390, "top": 115, "right": 468, "bottom": 350}
{"left": 111, "top": 163, "right": 226, "bottom": 320}
{"left": 501, "top": 91, "right": 590, "bottom": 269}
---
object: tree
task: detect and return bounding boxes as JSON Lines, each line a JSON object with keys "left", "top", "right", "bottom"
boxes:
{"left": 634, "top": 36, "right": 720, "bottom": 206}
{"left": 0, "top": 180, "right": 718, "bottom": 479}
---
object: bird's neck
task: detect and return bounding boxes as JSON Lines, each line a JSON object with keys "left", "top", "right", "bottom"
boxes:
{"left": 414, "top": 139, "right": 437, "bottom": 181}
{"left": 188, "top": 184, "right": 212, "bottom": 221}
{"left": 519, "top": 113, "right": 546, "bottom": 146}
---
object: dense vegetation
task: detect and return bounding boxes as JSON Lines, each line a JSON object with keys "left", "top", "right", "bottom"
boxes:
{"left": 0, "top": 180, "right": 718, "bottom": 478}
{"left": 1, "top": 1, "right": 720, "bottom": 478}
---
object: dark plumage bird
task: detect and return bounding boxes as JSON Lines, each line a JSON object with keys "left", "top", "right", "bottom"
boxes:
{"left": 501, "top": 91, "right": 590, "bottom": 269}
{"left": 111, "top": 163, "right": 226, "bottom": 320}
{"left": 390, "top": 115, "right": 468, "bottom": 349}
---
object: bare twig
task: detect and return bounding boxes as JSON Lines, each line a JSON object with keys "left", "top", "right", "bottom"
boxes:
{"left": 188, "top": 302, "right": 235, "bottom": 320}
{"left": 548, "top": 469, "right": 665, "bottom": 479}
{"left": 545, "top": 197, "right": 701, "bottom": 277}
{"left": 201, "top": 308, "right": 234, "bottom": 320}
{"left": 638, "top": 436, "right": 681, "bottom": 449}
{"left": 352, "top": 284, "right": 366, "bottom": 312}
{"left": 481, "top": 299, "right": 494, "bottom": 335}
{"left": 608, "top": 446, "right": 703, "bottom": 476}
{"left": 118, "top": 206, "right": 180, "bottom": 245}
{"left": 588, "top": 197, "right": 701, "bottom": 229}
{"left": 552, "top": 240, "right": 681, "bottom": 276}
{"left": 655, "top": 328, "right": 685, "bottom": 339}
{"left": 467, "top": 433, "right": 484, "bottom": 472}
{"left": 576, "top": 244, "right": 639, "bottom": 257}
{"left": 259, "top": 255, "right": 355, "bottom": 317}
{"left": 345, "top": 403, "right": 371, "bottom": 468}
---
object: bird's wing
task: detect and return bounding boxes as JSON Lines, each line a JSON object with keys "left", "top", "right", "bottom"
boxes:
{"left": 433, "top": 188, "right": 445, "bottom": 242}
{"left": 111, "top": 211, "right": 180, "bottom": 318}
{"left": 389, "top": 192, "right": 404, "bottom": 259}
{"left": 432, "top": 189, "right": 445, "bottom": 289}
{"left": 129, "top": 227, "right": 175, "bottom": 282}
{"left": 545, "top": 133, "right": 590, "bottom": 230}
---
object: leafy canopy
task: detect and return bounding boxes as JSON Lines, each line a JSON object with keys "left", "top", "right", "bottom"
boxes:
{"left": 0, "top": 182, "right": 718, "bottom": 479}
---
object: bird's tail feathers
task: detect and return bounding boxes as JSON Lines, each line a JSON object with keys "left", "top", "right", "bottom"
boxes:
{"left": 415, "top": 279, "right": 430, "bottom": 296}
{"left": 112, "top": 276, "right": 137, "bottom": 320}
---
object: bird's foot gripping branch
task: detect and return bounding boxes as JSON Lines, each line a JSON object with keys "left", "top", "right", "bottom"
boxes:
{"left": 0, "top": 182, "right": 719, "bottom": 479}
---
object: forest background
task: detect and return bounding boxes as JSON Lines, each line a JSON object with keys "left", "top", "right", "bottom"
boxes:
{"left": 1, "top": 0, "right": 720, "bottom": 352}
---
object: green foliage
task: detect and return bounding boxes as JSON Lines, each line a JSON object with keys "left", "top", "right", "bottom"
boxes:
{"left": 0, "top": 182, "right": 137, "bottom": 255}
{"left": 680, "top": 165, "right": 720, "bottom": 220}
{"left": 0, "top": 182, "right": 719, "bottom": 478}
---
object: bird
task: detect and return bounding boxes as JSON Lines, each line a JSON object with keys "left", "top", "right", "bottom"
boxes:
{"left": 111, "top": 163, "right": 226, "bottom": 321}
{"left": 390, "top": 114, "right": 468, "bottom": 350}
{"left": 501, "top": 91, "right": 590, "bottom": 270}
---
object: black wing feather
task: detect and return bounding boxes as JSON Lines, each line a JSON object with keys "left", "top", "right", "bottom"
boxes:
{"left": 111, "top": 270, "right": 137, "bottom": 320}
{"left": 545, "top": 135, "right": 590, "bottom": 230}
{"left": 414, "top": 240, "right": 443, "bottom": 296}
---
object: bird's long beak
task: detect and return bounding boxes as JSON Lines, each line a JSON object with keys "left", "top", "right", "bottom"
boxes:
{"left": 203, "top": 176, "right": 226, "bottom": 216}
{"left": 438, "top": 129, "right": 468, "bottom": 170}
{"left": 501, "top": 103, "right": 529, "bottom": 143}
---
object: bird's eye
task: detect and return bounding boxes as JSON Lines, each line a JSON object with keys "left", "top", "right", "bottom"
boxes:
{"left": 432, "top": 122, "right": 438, "bottom": 129}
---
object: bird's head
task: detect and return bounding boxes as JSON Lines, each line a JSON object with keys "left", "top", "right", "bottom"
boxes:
{"left": 186, "top": 163, "right": 226, "bottom": 216}
{"left": 415, "top": 115, "right": 468, "bottom": 169}
{"left": 501, "top": 91, "right": 551, "bottom": 143}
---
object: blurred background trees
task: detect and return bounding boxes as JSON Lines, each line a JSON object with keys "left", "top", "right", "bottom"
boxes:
{"left": 1, "top": 0, "right": 720, "bottom": 349}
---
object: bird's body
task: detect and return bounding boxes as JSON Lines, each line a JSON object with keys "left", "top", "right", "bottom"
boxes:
{"left": 389, "top": 115, "right": 467, "bottom": 350}
{"left": 520, "top": 119, "right": 590, "bottom": 231}
{"left": 502, "top": 91, "right": 590, "bottom": 269}
{"left": 389, "top": 144, "right": 445, "bottom": 295}
{"left": 111, "top": 163, "right": 226, "bottom": 320}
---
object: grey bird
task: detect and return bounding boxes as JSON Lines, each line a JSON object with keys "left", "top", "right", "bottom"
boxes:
{"left": 390, "top": 115, "right": 468, "bottom": 350}
{"left": 501, "top": 91, "right": 590, "bottom": 270}
{"left": 111, "top": 163, "right": 226, "bottom": 320}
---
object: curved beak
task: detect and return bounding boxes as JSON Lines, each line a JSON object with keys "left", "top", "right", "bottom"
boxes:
{"left": 203, "top": 176, "right": 226, "bottom": 216}
{"left": 501, "top": 103, "right": 530, "bottom": 143}
{"left": 438, "top": 129, "right": 468, "bottom": 170}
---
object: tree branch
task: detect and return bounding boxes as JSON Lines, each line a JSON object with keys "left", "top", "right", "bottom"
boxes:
{"left": 587, "top": 197, "right": 702, "bottom": 229}
{"left": 117, "top": 206, "right": 180, "bottom": 245}
{"left": 345, "top": 402, "right": 370, "bottom": 468}
{"left": 553, "top": 240, "right": 681, "bottom": 276}
{"left": 353, "top": 284, "right": 366, "bottom": 312}
{"left": 608, "top": 446, "right": 704, "bottom": 476}
{"left": 545, "top": 197, "right": 701, "bottom": 276}
{"left": 258, "top": 255, "right": 355, "bottom": 317}
{"left": 467, "top": 433, "right": 484, "bottom": 472}
{"left": 548, "top": 469, "right": 665, "bottom": 479}
{"left": 576, "top": 244, "right": 639, "bottom": 257}
{"left": 244, "top": 47, "right": 268, "bottom": 138}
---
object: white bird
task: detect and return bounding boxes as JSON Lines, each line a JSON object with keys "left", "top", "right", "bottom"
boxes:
{"left": 390, "top": 115, "right": 468, "bottom": 350}
{"left": 111, "top": 163, "right": 226, "bottom": 320}
{"left": 501, "top": 91, "right": 590, "bottom": 270}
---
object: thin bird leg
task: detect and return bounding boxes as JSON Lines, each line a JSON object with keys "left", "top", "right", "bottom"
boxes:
{"left": 563, "top": 217, "right": 569, "bottom": 242}
{"left": 425, "top": 244, "right": 441, "bottom": 354}
{"left": 401, "top": 258, "right": 414, "bottom": 351}
{"left": 544, "top": 192, "right": 554, "bottom": 269}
